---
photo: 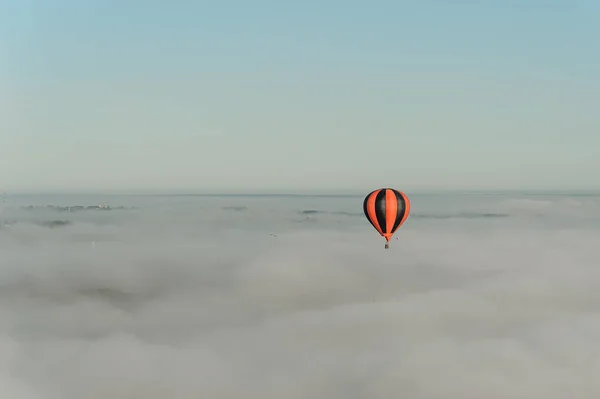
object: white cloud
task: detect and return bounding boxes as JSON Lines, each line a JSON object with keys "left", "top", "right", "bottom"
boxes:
{"left": 0, "top": 193, "right": 599, "bottom": 398}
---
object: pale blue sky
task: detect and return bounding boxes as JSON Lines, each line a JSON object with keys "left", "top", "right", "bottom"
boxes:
{"left": 1, "top": 0, "right": 598, "bottom": 193}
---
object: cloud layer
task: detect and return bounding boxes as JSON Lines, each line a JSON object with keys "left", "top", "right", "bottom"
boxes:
{"left": 1, "top": 193, "right": 599, "bottom": 398}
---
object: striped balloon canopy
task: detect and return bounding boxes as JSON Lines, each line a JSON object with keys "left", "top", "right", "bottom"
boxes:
{"left": 363, "top": 188, "right": 411, "bottom": 249}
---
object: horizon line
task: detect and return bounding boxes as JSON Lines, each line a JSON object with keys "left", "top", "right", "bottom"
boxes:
{"left": 3, "top": 188, "right": 600, "bottom": 197}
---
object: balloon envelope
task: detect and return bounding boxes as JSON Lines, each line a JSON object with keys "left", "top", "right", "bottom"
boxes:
{"left": 363, "top": 188, "right": 410, "bottom": 242}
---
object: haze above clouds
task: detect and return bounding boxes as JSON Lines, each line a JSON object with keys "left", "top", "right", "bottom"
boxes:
{"left": 1, "top": 192, "right": 600, "bottom": 398}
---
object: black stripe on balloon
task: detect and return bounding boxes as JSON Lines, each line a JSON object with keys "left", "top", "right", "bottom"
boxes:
{"left": 375, "top": 189, "right": 387, "bottom": 233}
{"left": 391, "top": 189, "right": 406, "bottom": 233}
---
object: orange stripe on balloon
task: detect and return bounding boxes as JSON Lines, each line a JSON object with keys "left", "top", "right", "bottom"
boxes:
{"left": 384, "top": 189, "right": 397, "bottom": 240}
{"left": 366, "top": 189, "right": 383, "bottom": 236}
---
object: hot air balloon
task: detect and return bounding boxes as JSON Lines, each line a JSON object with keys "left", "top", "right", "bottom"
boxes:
{"left": 363, "top": 188, "right": 411, "bottom": 249}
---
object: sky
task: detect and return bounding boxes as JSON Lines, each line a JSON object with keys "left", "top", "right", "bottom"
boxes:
{"left": 1, "top": 0, "right": 599, "bottom": 193}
